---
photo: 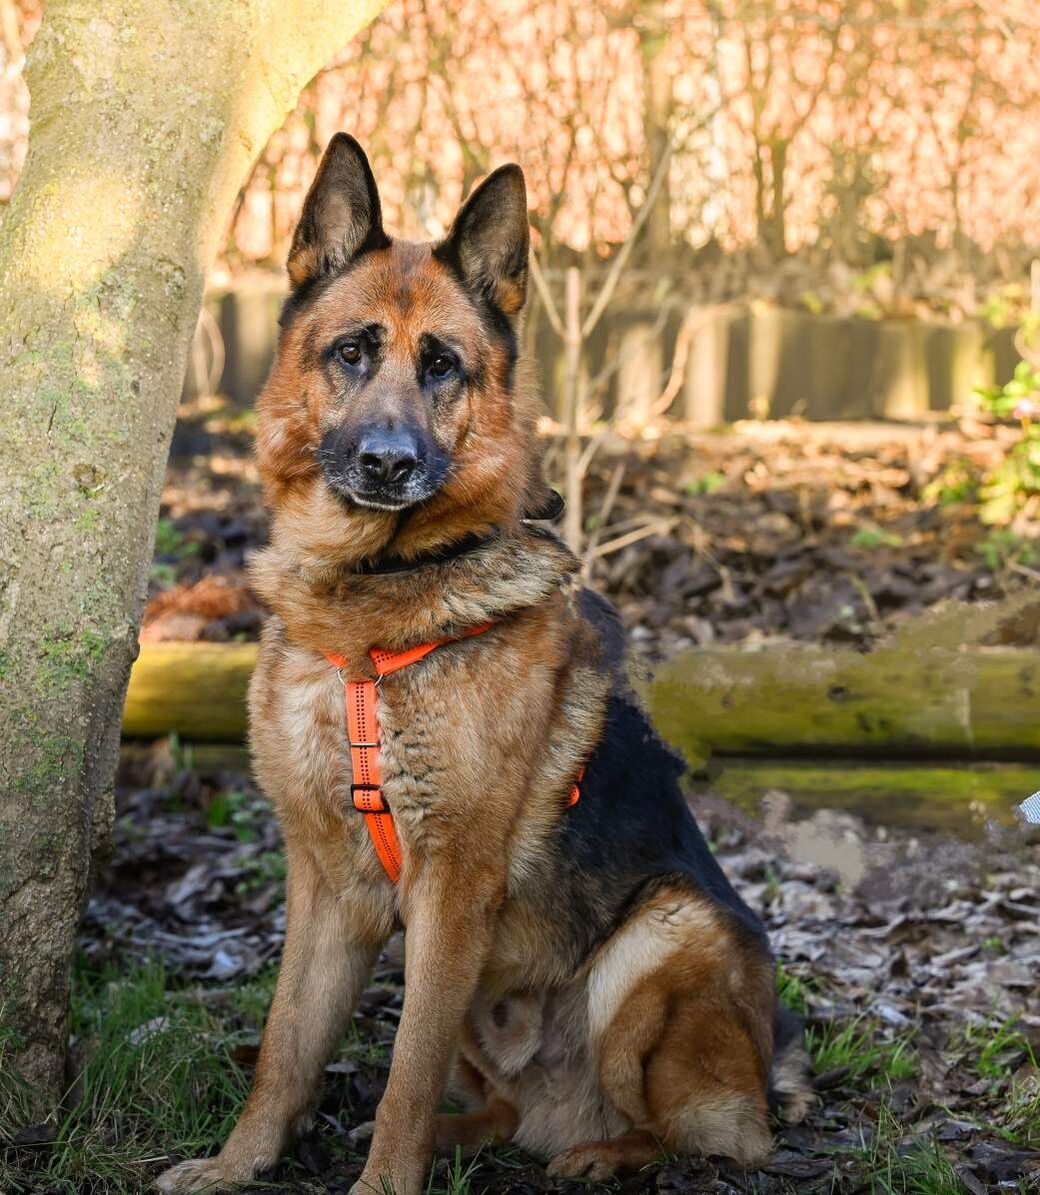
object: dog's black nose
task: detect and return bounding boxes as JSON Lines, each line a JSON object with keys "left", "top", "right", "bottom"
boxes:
{"left": 357, "top": 429, "right": 420, "bottom": 485}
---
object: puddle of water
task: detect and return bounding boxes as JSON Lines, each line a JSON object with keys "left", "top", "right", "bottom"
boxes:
{"left": 697, "top": 756, "right": 1038, "bottom": 840}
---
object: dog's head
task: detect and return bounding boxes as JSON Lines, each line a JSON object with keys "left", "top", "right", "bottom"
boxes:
{"left": 257, "top": 134, "right": 559, "bottom": 567}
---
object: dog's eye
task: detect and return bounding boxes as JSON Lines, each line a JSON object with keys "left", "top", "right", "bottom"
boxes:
{"left": 428, "top": 353, "right": 456, "bottom": 379}
{"left": 337, "top": 341, "right": 363, "bottom": 367}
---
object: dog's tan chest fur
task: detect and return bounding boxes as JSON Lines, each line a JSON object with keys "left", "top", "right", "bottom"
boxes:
{"left": 248, "top": 601, "right": 607, "bottom": 971}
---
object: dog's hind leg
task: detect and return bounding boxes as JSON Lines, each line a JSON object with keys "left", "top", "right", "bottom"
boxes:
{"left": 155, "top": 845, "right": 385, "bottom": 1193}
{"left": 435, "top": 1045, "right": 519, "bottom": 1155}
{"left": 640, "top": 992, "right": 774, "bottom": 1166}
{"left": 546, "top": 1130, "right": 663, "bottom": 1180}
{"left": 546, "top": 889, "right": 775, "bottom": 1180}
{"left": 550, "top": 987, "right": 773, "bottom": 1179}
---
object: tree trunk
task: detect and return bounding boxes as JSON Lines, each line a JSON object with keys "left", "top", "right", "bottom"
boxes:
{"left": 0, "top": 0, "right": 386, "bottom": 1113}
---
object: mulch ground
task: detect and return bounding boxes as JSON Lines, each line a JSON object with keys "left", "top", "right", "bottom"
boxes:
{"left": 70, "top": 743, "right": 1040, "bottom": 1194}
{"left": 146, "top": 398, "right": 1038, "bottom": 659}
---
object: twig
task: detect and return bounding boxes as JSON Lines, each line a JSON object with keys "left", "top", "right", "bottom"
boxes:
{"left": 528, "top": 251, "right": 565, "bottom": 338}
{"left": 0, "top": 0, "right": 21, "bottom": 65}
{"left": 582, "top": 460, "right": 626, "bottom": 578}
{"left": 1008, "top": 560, "right": 1040, "bottom": 584}
{"left": 587, "top": 516, "right": 680, "bottom": 561}
{"left": 562, "top": 268, "right": 583, "bottom": 552}
{"left": 581, "top": 137, "right": 675, "bottom": 339}
{"left": 641, "top": 301, "right": 744, "bottom": 423}
{"left": 577, "top": 428, "right": 607, "bottom": 480}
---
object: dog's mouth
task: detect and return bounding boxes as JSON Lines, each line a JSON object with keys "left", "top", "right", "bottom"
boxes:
{"left": 344, "top": 487, "right": 418, "bottom": 512}
{"left": 321, "top": 462, "right": 448, "bottom": 514}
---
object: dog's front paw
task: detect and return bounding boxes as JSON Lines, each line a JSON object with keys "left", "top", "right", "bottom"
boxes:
{"left": 351, "top": 1156, "right": 424, "bottom": 1195}
{"left": 153, "top": 1158, "right": 239, "bottom": 1193}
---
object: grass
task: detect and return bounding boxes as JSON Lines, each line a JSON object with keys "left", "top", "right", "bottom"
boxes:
{"left": 2, "top": 961, "right": 1035, "bottom": 1193}
{"left": 958, "top": 1016, "right": 1040, "bottom": 1149}
{"left": 961, "top": 1015, "right": 1036, "bottom": 1080}
{"left": 0, "top": 961, "right": 265, "bottom": 1195}
{"left": 856, "top": 1105, "right": 963, "bottom": 1195}
{"left": 850, "top": 524, "right": 905, "bottom": 549}
{"left": 776, "top": 959, "right": 814, "bottom": 1016}
{"left": 809, "top": 1017, "right": 917, "bottom": 1088}
{"left": 845, "top": 1018, "right": 1040, "bottom": 1192}
{"left": 776, "top": 963, "right": 916, "bottom": 1089}
{"left": 425, "top": 1147, "right": 485, "bottom": 1195}
{"left": 0, "top": 1013, "right": 35, "bottom": 1135}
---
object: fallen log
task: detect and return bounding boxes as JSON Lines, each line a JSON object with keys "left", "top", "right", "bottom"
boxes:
{"left": 123, "top": 640, "right": 1040, "bottom": 759}
{"left": 123, "top": 642, "right": 257, "bottom": 742}
{"left": 642, "top": 643, "right": 1040, "bottom": 761}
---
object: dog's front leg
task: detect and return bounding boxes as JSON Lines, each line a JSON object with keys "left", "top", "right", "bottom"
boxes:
{"left": 156, "top": 843, "right": 386, "bottom": 1193}
{"left": 352, "top": 858, "right": 503, "bottom": 1195}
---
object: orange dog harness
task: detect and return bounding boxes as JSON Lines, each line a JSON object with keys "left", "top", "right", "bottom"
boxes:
{"left": 325, "top": 624, "right": 583, "bottom": 883}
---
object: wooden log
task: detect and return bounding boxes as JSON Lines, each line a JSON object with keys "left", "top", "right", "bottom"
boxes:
{"left": 122, "top": 642, "right": 258, "bottom": 742}
{"left": 642, "top": 643, "right": 1040, "bottom": 762}
{"left": 123, "top": 640, "right": 1040, "bottom": 759}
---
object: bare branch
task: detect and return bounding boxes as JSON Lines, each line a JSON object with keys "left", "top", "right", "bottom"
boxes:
{"left": 527, "top": 251, "right": 565, "bottom": 338}
{"left": 581, "top": 136, "right": 675, "bottom": 339}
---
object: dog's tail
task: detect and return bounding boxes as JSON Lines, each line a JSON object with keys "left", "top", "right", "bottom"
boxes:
{"left": 768, "top": 1006, "right": 815, "bottom": 1124}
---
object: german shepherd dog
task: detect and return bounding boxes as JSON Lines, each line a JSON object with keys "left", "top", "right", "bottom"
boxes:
{"left": 156, "top": 135, "right": 811, "bottom": 1195}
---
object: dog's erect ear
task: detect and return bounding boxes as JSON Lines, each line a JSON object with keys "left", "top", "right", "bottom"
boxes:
{"left": 435, "top": 164, "right": 529, "bottom": 317}
{"left": 287, "top": 134, "right": 389, "bottom": 289}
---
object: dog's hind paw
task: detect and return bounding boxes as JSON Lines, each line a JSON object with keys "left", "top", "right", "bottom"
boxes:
{"left": 546, "top": 1142, "right": 627, "bottom": 1181}
{"left": 153, "top": 1158, "right": 237, "bottom": 1193}
{"left": 547, "top": 1131, "right": 664, "bottom": 1181}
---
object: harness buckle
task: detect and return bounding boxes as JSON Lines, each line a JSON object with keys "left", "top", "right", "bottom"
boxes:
{"left": 350, "top": 782, "right": 388, "bottom": 814}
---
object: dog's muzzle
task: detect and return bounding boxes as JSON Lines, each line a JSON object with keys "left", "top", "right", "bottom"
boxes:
{"left": 320, "top": 425, "right": 443, "bottom": 511}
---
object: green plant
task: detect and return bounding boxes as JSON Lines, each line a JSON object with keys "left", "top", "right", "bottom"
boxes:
{"left": 974, "top": 357, "right": 1040, "bottom": 525}
{"left": 851, "top": 524, "right": 904, "bottom": 549}
{"left": 0, "top": 1012, "right": 36, "bottom": 1135}
{"left": 978, "top": 283, "right": 1028, "bottom": 330}
{"left": 776, "top": 961, "right": 814, "bottom": 1016}
{"left": 1001, "top": 1077, "right": 1040, "bottom": 1148}
{"left": 854, "top": 1103, "right": 962, "bottom": 1194}
{"left": 685, "top": 470, "right": 726, "bottom": 496}
{"left": 809, "top": 1017, "right": 916, "bottom": 1087}
{"left": 206, "top": 787, "right": 270, "bottom": 841}
{"left": 150, "top": 517, "right": 200, "bottom": 585}
{"left": 234, "top": 849, "right": 287, "bottom": 894}
{"left": 148, "top": 562, "right": 178, "bottom": 586}
{"left": 425, "top": 1146, "right": 484, "bottom": 1195}
{"left": 976, "top": 528, "right": 1038, "bottom": 573}
{"left": 923, "top": 460, "right": 978, "bottom": 506}
{"left": 962, "top": 1016, "right": 1036, "bottom": 1081}
{"left": 153, "top": 517, "right": 200, "bottom": 559}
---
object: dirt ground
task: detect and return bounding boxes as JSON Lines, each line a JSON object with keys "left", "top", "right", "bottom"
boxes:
{"left": 145, "top": 399, "right": 1038, "bottom": 659}
{"left": 63, "top": 745, "right": 1039, "bottom": 1193}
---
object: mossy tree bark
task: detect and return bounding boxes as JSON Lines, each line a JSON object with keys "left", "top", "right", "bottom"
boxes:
{"left": 0, "top": 0, "right": 386, "bottom": 1113}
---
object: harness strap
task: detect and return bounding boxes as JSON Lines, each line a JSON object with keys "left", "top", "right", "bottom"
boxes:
{"left": 324, "top": 623, "right": 584, "bottom": 883}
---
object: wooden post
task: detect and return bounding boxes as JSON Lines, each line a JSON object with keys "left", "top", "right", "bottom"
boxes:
{"left": 563, "top": 266, "right": 583, "bottom": 553}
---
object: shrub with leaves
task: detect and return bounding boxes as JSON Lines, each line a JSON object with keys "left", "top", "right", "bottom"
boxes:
{"left": 974, "top": 356, "right": 1040, "bottom": 525}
